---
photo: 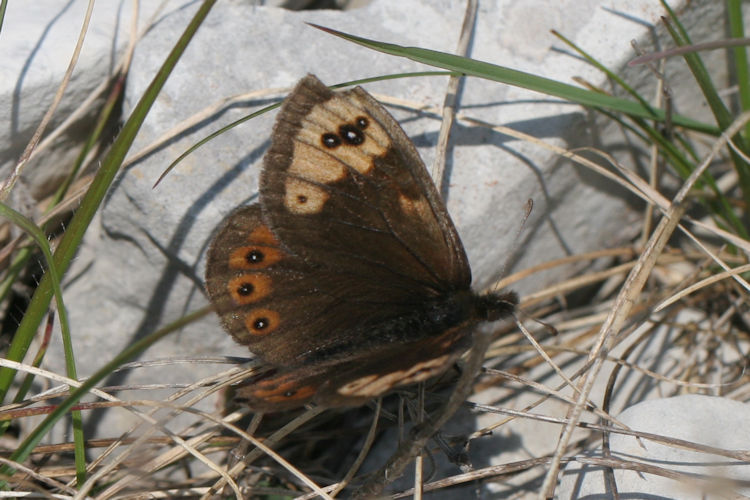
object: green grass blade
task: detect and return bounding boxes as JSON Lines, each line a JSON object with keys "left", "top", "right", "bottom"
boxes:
{"left": 551, "top": 29, "right": 654, "bottom": 113}
{"left": 309, "top": 24, "right": 719, "bottom": 135}
{"left": 0, "top": 0, "right": 6, "bottom": 35}
{"left": 728, "top": 0, "right": 750, "bottom": 135}
{"left": 50, "top": 74, "right": 126, "bottom": 209}
{"left": 0, "top": 203, "right": 86, "bottom": 483}
{"left": 661, "top": 11, "right": 733, "bottom": 130}
{"left": 662, "top": 7, "right": 750, "bottom": 219}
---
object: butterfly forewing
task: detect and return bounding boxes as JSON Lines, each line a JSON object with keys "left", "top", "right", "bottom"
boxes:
{"left": 260, "top": 75, "right": 471, "bottom": 292}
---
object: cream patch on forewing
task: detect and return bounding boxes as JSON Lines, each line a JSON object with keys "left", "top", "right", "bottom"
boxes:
{"left": 398, "top": 193, "right": 442, "bottom": 242}
{"left": 337, "top": 355, "right": 451, "bottom": 397}
{"left": 295, "top": 100, "right": 391, "bottom": 174}
{"left": 284, "top": 178, "right": 328, "bottom": 214}
{"left": 288, "top": 142, "right": 346, "bottom": 183}
{"left": 295, "top": 125, "right": 374, "bottom": 176}
{"left": 333, "top": 144, "right": 377, "bottom": 175}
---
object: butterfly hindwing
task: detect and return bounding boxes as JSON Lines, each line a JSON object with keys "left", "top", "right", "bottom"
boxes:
{"left": 205, "top": 204, "right": 308, "bottom": 362}
{"left": 206, "top": 204, "right": 478, "bottom": 366}
{"left": 206, "top": 205, "right": 382, "bottom": 365}
{"left": 234, "top": 322, "right": 473, "bottom": 412}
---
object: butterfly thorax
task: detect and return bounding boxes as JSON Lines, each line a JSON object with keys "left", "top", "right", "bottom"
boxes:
{"left": 373, "top": 290, "right": 519, "bottom": 341}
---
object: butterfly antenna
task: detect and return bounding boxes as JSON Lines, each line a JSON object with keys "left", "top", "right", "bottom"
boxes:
{"left": 494, "top": 200, "right": 558, "bottom": 338}
{"left": 492, "top": 198, "right": 533, "bottom": 293}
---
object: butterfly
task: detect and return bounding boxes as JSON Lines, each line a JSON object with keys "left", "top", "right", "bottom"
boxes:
{"left": 205, "top": 75, "right": 518, "bottom": 412}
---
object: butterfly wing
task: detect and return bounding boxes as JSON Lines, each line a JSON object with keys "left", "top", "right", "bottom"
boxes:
{"left": 233, "top": 322, "right": 473, "bottom": 412}
{"left": 260, "top": 75, "right": 471, "bottom": 292}
{"left": 207, "top": 205, "right": 343, "bottom": 364}
{"left": 206, "top": 205, "right": 477, "bottom": 366}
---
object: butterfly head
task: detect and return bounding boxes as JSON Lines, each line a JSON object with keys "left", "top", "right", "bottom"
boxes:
{"left": 475, "top": 291, "right": 519, "bottom": 322}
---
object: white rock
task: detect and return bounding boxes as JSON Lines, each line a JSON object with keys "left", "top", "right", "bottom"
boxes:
{"left": 559, "top": 395, "right": 750, "bottom": 499}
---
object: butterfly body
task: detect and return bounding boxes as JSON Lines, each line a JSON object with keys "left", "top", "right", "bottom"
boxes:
{"left": 205, "top": 75, "right": 517, "bottom": 412}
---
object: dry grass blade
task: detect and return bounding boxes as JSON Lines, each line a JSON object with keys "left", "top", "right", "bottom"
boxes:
{"left": 391, "top": 457, "right": 553, "bottom": 498}
{"left": 0, "top": 0, "right": 95, "bottom": 200}
{"left": 352, "top": 327, "right": 498, "bottom": 498}
{"left": 576, "top": 455, "right": 750, "bottom": 495}
{"left": 431, "top": 0, "right": 477, "bottom": 190}
{"left": 540, "top": 109, "right": 750, "bottom": 498}
{"left": 655, "top": 263, "right": 750, "bottom": 311}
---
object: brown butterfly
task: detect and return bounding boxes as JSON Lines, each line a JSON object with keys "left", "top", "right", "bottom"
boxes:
{"left": 205, "top": 75, "right": 517, "bottom": 412}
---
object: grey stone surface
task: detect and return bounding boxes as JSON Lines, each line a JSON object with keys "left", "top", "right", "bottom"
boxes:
{"left": 0, "top": 1, "right": 185, "bottom": 201}
{"left": 559, "top": 395, "right": 750, "bottom": 499}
